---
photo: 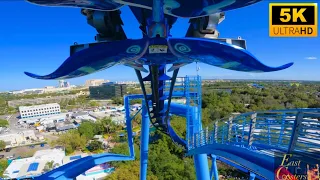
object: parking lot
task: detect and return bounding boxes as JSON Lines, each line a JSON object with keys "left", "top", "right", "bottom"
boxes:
{"left": 0, "top": 143, "right": 50, "bottom": 159}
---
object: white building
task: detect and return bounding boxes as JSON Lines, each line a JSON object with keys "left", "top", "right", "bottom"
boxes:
{"left": 85, "top": 79, "right": 105, "bottom": 87}
{"left": 0, "top": 130, "right": 38, "bottom": 147}
{"left": 58, "top": 80, "right": 70, "bottom": 88}
{"left": 0, "top": 133, "right": 24, "bottom": 148}
{"left": 20, "top": 130, "right": 37, "bottom": 141}
{"left": 19, "top": 103, "right": 61, "bottom": 119}
{"left": 39, "top": 114, "right": 66, "bottom": 125}
{"left": 3, "top": 148, "right": 65, "bottom": 179}
{"left": 0, "top": 130, "right": 37, "bottom": 148}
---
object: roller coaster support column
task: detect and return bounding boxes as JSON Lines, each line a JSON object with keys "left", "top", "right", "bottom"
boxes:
{"left": 194, "top": 151, "right": 211, "bottom": 180}
{"left": 210, "top": 155, "right": 219, "bottom": 180}
{"left": 192, "top": 108, "right": 211, "bottom": 180}
{"left": 124, "top": 96, "right": 134, "bottom": 157}
{"left": 140, "top": 100, "right": 150, "bottom": 180}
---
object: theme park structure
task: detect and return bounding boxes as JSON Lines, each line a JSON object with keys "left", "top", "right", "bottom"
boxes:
{"left": 19, "top": 0, "right": 320, "bottom": 179}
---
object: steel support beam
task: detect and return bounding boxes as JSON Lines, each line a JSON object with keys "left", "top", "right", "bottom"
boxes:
{"left": 248, "top": 113, "right": 257, "bottom": 146}
{"left": 227, "top": 116, "right": 233, "bottom": 143}
{"left": 210, "top": 155, "right": 219, "bottom": 180}
{"left": 140, "top": 100, "right": 150, "bottom": 180}
{"left": 288, "top": 112, "right": 304, "bottom": 153}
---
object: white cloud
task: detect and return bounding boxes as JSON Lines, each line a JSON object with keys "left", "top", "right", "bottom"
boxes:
{"left": 305, "top": 57, "right": 318, "bottom": 60}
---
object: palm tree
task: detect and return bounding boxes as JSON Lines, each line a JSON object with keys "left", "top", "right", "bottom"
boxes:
{"left": 100, "top": 118, "right": 116, "bottom": 134}
{"left": 43, "top": 161, "right": 54, "bottom": 172}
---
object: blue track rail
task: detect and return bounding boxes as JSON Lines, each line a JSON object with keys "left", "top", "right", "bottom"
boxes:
{"left": 34, "top": 154, "right": 134, "bottom": 180}
{"left": 188, "top": 108, "right": 320, "bottom": 179}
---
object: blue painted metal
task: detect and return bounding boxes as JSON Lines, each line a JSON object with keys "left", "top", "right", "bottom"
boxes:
{"left": 37, "top": 154, "right": 133, "bottom": 180}
{"left": 183, "top": 76, "right": 210, "bottom": 180}
{"left": 188, "top": 108, "right": 320, "bottom": 179}
{"left": 26, "top": 0, "right": 262, "bottom": 18}
{"left": 188, "top": 143, "right": 275, "bottom": 180}
{"left": 24, "top": 38, "right": 293, "bottom": 80}
{"left": 124, "top": 96, "right": 135, "bottom": 157}
{"left": 122, "top": 76, "right": 210, "bottom": 180}
{"left": 287, "top": 112, "right": 303, "bottom": 153}
{"left": 194, "top": 155, "right": 211, "bottom": 180}
{"left": 249, "top": 173, "right": 256, "bottom": 180}
{"left": 140, "top": 100, "right": 150, "bottom": 180}
{"left": 210, "top": 155, "right": 219, "bottom": 180}
{"left": 215, "top": 156, "right": 249, "bottom": 174}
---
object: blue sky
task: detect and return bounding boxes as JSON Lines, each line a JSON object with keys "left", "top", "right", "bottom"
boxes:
{"left": 0, "top": 1, "right": 319, "bottom": 91}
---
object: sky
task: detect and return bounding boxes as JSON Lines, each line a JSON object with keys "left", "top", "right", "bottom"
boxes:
{"left": 0, "top": 0, "right": 319, "bottom": 91}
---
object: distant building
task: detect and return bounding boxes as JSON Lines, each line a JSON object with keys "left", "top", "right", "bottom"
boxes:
{"left": 89, "top": 84, "right": 127, "bottom": 99}
{"left": 10, "top": 89, "right": 44, "bottom": 95}
{"left": 64, "top": 81, "right": 70, "bottom": 88}
{"left": 19, "top": 103, "right": 61, "bottom": 119}
{"left": 55, "top": 122, "right": 77, "bottom": 132}
{"left": 45, "top": 123, "right": 56, "bottom": 132}
{"left": 58, "top": 80, "right": 64, "bottom": 88}
{"left": 58, "top": 80, "right": 70, "bottom": 88}
{"left": 38, "top": 114, "right": 66, "bottom": 125}
{"left": 71, "top": 112, "right": 96, "bottom": 122}
{"left": 71, "top": 112, "right": 88, "bottom": 119}
{"left": 85, "top": 79, "right": 105, "bottom": 87}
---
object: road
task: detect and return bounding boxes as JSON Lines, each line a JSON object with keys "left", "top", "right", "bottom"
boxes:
{"left": 7, "top": 113, "right": 23, "bottom": 133}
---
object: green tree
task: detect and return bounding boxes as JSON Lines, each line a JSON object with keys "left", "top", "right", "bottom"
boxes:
{"left": 0, "top": 140, "right": 6, "bottom": 150}
{"left": 170, "top": 116, "right": 186, "bottom": 139}
{"left": 99, "top": 118, "right": 118, "bottom": 134}
{"left": 78, "top": 121, "right": 103, "bottom": 139}
{"left": 43, "top": 161, "right": 55, "bottom": 172}
{"left": 88, "top": 140, "right": 102, "bottom": 152}
{"left": 111, "top": 97, "right": 123, "bottom": 105}
{"left": 0, "top": 159, "right": 8, "bottom": 177}
{"left": 89, "top": 101, "right": 100, "bottom": 107}
{"left": 0, "top": 119, "right": 8, "bottom": 127}
{"left": 52, "top": 130, "right": 86, "bottom": 154}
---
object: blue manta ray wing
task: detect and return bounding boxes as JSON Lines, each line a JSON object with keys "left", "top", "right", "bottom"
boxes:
{"left": 109, "top": 0, "right": 262, "bottom": 18}
{"left": 25, "top": 39, "right": 149, "bottom": 80}
{"left": 26, "top": 0, "right": 123, "bottom": 11}
{"left": 168, "top": 38, "right": 293, "bottom": 72}
{"left": 26, "top": 0, "right": 261, "bottom": 18}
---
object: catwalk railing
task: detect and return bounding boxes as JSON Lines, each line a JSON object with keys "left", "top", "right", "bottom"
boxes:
{"left": 188, "top": 109, "right": 320, "bottom": 155}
